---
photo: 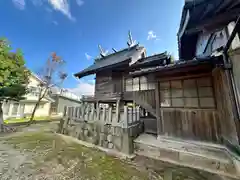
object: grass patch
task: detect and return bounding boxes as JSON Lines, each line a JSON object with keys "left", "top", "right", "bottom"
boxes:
{"left": 4, "top": 132, "right": 148, "bottom": 180}
{"left": 4, "top": 116, "right": 53, "bottom": 124}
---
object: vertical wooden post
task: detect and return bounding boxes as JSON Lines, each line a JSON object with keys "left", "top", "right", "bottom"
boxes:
{"left": 96, "top": 102, "right": 100, "bottom": 121}
{"left": 136, "top": 106, "right": 140, "bottom": 122}
{"left": 75, "top": 107, "right": 78, "bottom": 118}
{"left": 87, "top": 104, "right": 91, "bottom": 121}
{"left": 62, "top": 106, "right": 70, "bottom": 134}
{"left": 63, "top": 106, "right": 67, "bottom": 117}
{"left": 72, "top": 107, "right": 75, "bottom": 123}
{"left": 90, "top": 104, "right": 94, "bottom": 121}
{"left": 155, "top": 80, "right": 162, "bottom": 136}
{"left": 116, "top": 100, "right": 120, "bottom": 122}
{"left": 67, "top": 107, "right": 71, "bottom": 117}
{"left": 123, "top": 106, "right": 128, "bottom": 128}
{"left": 102, "top": 107, "right": 106, "bottom": 124}
{"left": 77, "top": 107, "right": 80, "bottom": 119}
{"left": 80, "top": 103, "right": 83, "bottom": 119}
{"left": 108, "top": 106, "right": 112, "bottom": 124}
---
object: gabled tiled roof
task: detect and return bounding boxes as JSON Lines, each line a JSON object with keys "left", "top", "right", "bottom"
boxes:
{"left": 74, "top": 45, "right": 145, "bottom": 78}
{"left": 130, "top": 52, "right": 170, "bottom": 68}
{"left": 129, "top": 55, "right": 220, "bottom": 77}
{"left": 178, "top": 0, "right": 240, "bottom": 36}
{"left": 178, "top": 0, "right": 240, "bottom": 59}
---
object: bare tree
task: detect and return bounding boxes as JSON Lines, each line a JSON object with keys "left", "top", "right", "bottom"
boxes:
{"left": 29, "top": 52, "right": 67, "bottom": 124}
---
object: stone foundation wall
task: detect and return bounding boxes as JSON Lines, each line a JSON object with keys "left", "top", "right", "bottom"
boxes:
{"left": 62, "top": 120, "right": 143, "bottom": 154}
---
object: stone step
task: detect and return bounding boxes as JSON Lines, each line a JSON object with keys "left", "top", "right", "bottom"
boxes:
{"left": 157, "top": 136, "right": 231, "bottom": 160}
{"left": 134, "top": 134, "right": 240, "bottom": 179}
{"left": 135, "top": 134, "right": 231, "bottom": 160}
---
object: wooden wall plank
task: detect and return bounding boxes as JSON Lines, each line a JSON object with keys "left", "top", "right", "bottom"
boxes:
{"left": 161, "top": 108, "right": 220, "bottom": 143}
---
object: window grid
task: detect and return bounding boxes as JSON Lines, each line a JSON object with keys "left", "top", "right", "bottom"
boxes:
{"left": 125, "top": 76, "right": 155, "bottom": 92}
{"left": 160, "top": 77, "right": 215, "bottom": 109}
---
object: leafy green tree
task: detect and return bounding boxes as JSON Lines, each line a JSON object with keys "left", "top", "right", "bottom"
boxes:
{"left": 0, "top": 38, "right": 29, "bottom": 131}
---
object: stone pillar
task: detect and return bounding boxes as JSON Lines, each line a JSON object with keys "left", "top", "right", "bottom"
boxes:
{"left": 121, "top": 105, "right": 133, "bottom": 154}
{"left": 8, "top": 103, "right": 13, "bottom": 116}
{"left": 121, "top": 128, "right": 133, "bottom": 154}
{"left": 163, "top": 170, "right": 172, "bottom": 180}
{"left": 17, "top": 103, "right": 21, "bottom": 116}
{"left": 2, "top": 102, "right": 5, "bottom": 115}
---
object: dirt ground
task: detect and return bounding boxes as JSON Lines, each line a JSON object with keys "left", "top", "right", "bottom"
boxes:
{"left": 0, "top": 122, "right": 218, "bottom": 180}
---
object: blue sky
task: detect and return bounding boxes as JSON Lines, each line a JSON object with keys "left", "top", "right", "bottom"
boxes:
{"left": 0, "top": 0, "right": 184, "bottom": 96}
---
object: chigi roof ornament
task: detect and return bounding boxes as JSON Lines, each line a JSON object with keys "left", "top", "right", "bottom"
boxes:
{"left": 112, "top": 48, "right": 117, "bottom": 53}
{"left": 98, "top": 44, "right": 108, "bottom": 57}
{"left": 127, "top": 30, "right": 137, "bottom": 47}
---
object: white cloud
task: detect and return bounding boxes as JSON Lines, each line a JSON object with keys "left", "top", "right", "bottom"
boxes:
{"left": 76, "top": 0, "right": 84, "bottom": 6}
{"left": 12, "top": 0, "right": 26, "bottom": 10}
{"left": 147, "top": 30, "right": 159, "bottom": 41}
{"left": 85, "top": 53, "right": 92, "bottom": 60}
{"left": 12, "top": 0, "right": 76, "bottom": 21}
{"left": 69, "top": 80, "right": 95, "bottom": 96}
{"left": 48, "top": 0, "right": 75, "bottom": 21}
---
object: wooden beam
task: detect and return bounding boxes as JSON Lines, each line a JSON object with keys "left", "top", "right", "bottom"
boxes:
{"left": 155, "top": 80, "right": 162, "bottom": 135}
{"left": 186, "top": 8, "right": 240, "bottom": 34}
{"left": 158, "top": 73, "right": 212, "bottom": 82}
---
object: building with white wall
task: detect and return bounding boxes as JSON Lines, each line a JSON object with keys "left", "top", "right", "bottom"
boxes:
{"left": 2, "top": 73, "right": 54, "bottom": 120}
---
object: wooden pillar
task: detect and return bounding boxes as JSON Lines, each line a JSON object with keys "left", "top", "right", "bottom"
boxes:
{"left": 155, "top": 80, "right": 162, "bottom": 136}
{"left": 123, "top": 106, "right": 128, "bottom": 128}
{"left": 116, "top": 100, "right": 120, "bottom": 123}
{"left": 96, "top": 102, "right": 100, "bottom": 121}
{"left": 108, "top": 106, "right": 112, "bottom": 124}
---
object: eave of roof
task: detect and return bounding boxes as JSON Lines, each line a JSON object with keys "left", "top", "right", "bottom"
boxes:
{"left": 129, "top": 56, "right": 220, "bottom": 77}
{"left": 178, "top": 0, "right": 240, "bottom": 36}
{"left": 178, "top": 0, "right": 208, "bottom": 36}
{"left": 129, "top": 52, "right": 170, "bottom": 69}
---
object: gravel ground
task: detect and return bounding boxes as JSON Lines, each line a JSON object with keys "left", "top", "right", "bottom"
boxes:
{"left": 0, "top": 122, "right": 218, "bottom": 180}
{"left": 0, "top": 122, "right": 150, "bottom": 180}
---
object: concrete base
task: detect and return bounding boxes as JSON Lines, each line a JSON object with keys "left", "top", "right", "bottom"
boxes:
{"left": 134, "top": 134, "right": 240, "bottom": 180}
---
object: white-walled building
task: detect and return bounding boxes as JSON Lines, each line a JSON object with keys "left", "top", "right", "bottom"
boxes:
{"left": 2, "top": 73, "right": 54, "bottom": 120}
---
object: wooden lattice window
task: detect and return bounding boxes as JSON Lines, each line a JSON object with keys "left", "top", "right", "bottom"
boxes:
{"left": 125, "top": 78, "right": 133, "bottom": 92}
{"left": 160, "top": 77, "right": 215, "bottom": 108}
{"left": 125, "top": 75, "right": 155, "bottom": 92}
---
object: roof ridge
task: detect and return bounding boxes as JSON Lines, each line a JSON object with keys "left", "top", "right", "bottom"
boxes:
{"left": 94, "top": 44, "right": 140, "bottom": 62}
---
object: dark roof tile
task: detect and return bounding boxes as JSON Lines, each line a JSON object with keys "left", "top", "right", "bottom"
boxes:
{"left": 74, "top": 45, "right": 145, "bottom": 78}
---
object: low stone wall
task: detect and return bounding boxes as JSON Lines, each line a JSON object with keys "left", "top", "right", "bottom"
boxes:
{"left": 61, "top": 120, "right": 143, "bottom": 154}
{"left": 59, "top": 105, "right": 143, "bottom": 154}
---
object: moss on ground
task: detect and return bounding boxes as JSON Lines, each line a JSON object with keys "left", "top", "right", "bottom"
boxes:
{"left": 4, "top": 116, "right": 57, "bottom": 124}
{"left": 4, "top": 132, "right": 148, "bottom": 180}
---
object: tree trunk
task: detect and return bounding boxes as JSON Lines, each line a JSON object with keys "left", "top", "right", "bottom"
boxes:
{"left": 0, "top": 102, "right": 4, "bottom": 132}
{"left": 29, "top": 87, "right": 48, "bottom": 125}
{"left": 29, "top": 100, "right": 40, "bottom": 124}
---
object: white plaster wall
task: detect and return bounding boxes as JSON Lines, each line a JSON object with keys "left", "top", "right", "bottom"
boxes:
{"left": 24, "top": 102, "right": 50, "bottom": 117}
{"left": 35, "top": 102, "right": 50, "bottom": 116}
